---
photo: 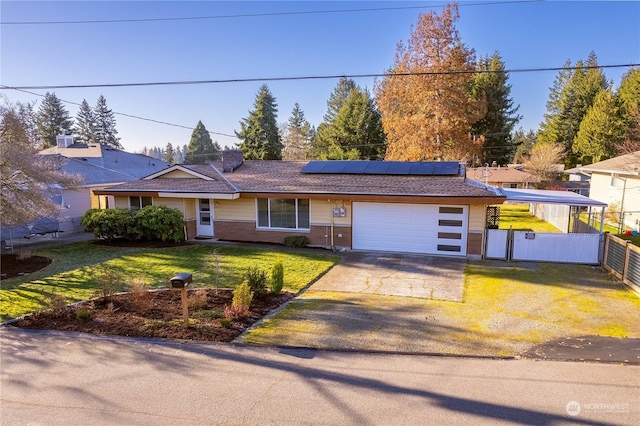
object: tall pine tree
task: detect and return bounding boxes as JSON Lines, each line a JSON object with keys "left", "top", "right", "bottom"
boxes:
{"left": 471, "top": 52, "right": 521, "bottom": 165}
{"left": 282, "top": 103, "right": 315, "bottom": 160}
{"left": 93, "top": 95, "right": 121, "bottom": 148}
{"left": 75, "top": 99, "right": 96, "bottom": 144}
{"left": 36, "top": 92, "right": 74, "bottom": 148}
{"left": 163, "top": 142, "right": 176, "bottom": 164}
{"left": 235, "top": 85, "right": 283, "bottom": 160}
{"left": 185, "top": 121, "right": 221, "bottom": 164}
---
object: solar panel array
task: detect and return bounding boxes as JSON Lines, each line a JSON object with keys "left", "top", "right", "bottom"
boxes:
{"left": 300, "top": 161, "right": 460, "bottom": 176}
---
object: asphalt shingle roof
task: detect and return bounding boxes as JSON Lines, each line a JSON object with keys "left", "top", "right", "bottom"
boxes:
{"left": 579, "top": 151, "right": 640, "bottom": 175}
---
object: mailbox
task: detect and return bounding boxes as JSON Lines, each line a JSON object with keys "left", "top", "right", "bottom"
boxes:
{"left": 170, "top": 273, "right": 192, "bottom": 288}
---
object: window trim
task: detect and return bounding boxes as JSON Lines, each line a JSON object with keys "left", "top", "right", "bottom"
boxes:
{"left": 256, "top": 198, "right": 310, "bottom": 230}
{"left": 129, "top": 196, "right": 153, "bottom": 210}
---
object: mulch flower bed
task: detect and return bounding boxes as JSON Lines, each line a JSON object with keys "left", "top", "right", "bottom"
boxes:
{"left": 8, "top": 289, "right": 293, "bottom": 342}
{"left": 1, "top": 254, "right": 52, "bottom": 280}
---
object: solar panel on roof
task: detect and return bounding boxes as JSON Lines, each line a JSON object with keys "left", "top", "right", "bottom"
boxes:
{"left": 301, "top": 161, "right": 328, "bottom": 173}
{"left": 321, "top": 161, "right": 348, "bottom": 173}
{"left": 386, "top": 162, "right": 413, "bottom": 174}
{"left": 409, "top": 162, "right": 435, "bottom": 175}
{"left": 341, "top": 161, "right": 369, "bottom": 174}
{"left": 432, "top": 162, "right": 460, "bottom": 176}
{"left": 364, "top": 162, "right": 391, "bottom": 174}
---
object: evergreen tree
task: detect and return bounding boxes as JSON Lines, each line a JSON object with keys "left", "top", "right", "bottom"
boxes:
{"left": 471, "top": 52, "right": 521, "bottom": 165}
{"left": 185, "top": 121, "right": 221, "bottom": 164}
{"left": 163, "top": 142, "right": 176, "bottom": 164}
{"left": 511, "top": 128, "right": 537, "bottom": 164}
{"left": 573, "top": 87, "right": 625, "bottom": 163}
{"left": 282, "top": 103, "right": 315, "bottom": 160}
{"left": 538, "top": 52, "right": 607, "bottom": 165}
{"left": 323, "top": 78, "right": 357, "bottom": 123}
{"left": 93, "top": 95, "right": 121, "bottom": 148}
{"left": 17, "top": 101, "right": 38, "bottom": 146}
{"left": 75, "top": 99, "right": 97, "bottom": 144}
{"left": 235, "top": 85, "right": 283, "bottom": 160}
{"left": 616, "top": 68, "right": 640, "bottom": 128}
{"left": 375, "top": 4, "right": 485, "bottom": 161}
{"left": 36, "top": 92, "right": 74, "bottom": 148}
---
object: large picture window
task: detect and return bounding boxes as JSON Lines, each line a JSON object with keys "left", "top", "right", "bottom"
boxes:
{"left": 130, "top": 196, "right": 152, "bottom": 210}
{"left": 257, "top": 198, "right": 310, "bottom": 229}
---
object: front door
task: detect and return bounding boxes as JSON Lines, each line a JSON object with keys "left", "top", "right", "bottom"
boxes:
{"left": 196, "top": 199, "right": 214, "bottom": 237}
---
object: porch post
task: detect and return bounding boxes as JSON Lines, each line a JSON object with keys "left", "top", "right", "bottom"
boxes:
{"left": 599, "top": 206, "right": 605, "bottom": 233}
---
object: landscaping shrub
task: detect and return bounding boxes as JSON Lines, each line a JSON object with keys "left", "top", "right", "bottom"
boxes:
{"left": 94, "top": 267, "right": 123, "bottom": 300}
{"left": 81, "top": 208, "right": 135, "bottom": 241}
{"left": 76, "top": 309, "right": 93, "bottom": 321}
{"left": 244, "top": 266, "right": 268, "bottom": 297}
{"left": 283, "top": 235, "right": 309, "bottom": 248}
{"left": 81, "top": 205, "right": 185, "bottom": 242}
{"left": 225, "top": 280, "right": 253, "bottom": 320}
{"left": 128, "top": 279, "right": 151, "bottom": 313}
{"left": 188, "top": 289, "right": 208, "bottom": 311}
{"left": 270, "top": 258, "right": 284, "bottom": 295}
{"left": 46, "top": 293, "right": 67, "bottom": 313}
{"left": 130, "top": 205, "right": 185, "bottom": 242}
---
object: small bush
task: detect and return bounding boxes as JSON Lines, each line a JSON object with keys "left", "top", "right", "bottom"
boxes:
{"left": 81, "top": 208, "right": 135, "bottom": 241}
{"left": 244, "top": 266, "right": 268, "bottom": 297}
{"left": 270, "top": 258, "right": 284, "bottom": 295}
{"left": 46, "top": 293, "right": 67, "bottom": 313}
{"left": 224, "top": 304, "right": 249, "bottom": 320}
{"left": 284, "top": 235, "right": 309, "bottom": 248}
{"left": 219, "top": 318, "right": 232, "bottom": 328}
{"left": 76, "top": 309, "right": 93, "bottom": 321}
{"left": 16, "top": 249, "right": 33, "bottom": 261}
{"left": 188, "top": 289, "right": 208, "bottom": 311}
{"left": 232, "top": 280, "right": 253, "bottom": 309}
{"left": 94, "top": 267, "right": 122, "bottom": 300}
{"left": 128, "top": 279, "right": 151, "bottom": 313}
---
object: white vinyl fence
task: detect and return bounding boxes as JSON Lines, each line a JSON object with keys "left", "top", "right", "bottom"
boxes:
{"left": 485, "top": 230, "right": 602, "bottom": 264}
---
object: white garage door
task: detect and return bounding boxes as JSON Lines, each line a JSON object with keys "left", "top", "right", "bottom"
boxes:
{"left": 352, "top": 202, "right": 468, "bottom": 255}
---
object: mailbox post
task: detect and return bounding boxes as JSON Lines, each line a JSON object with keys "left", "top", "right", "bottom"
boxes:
{"left": 170, "top": 273, "right": 192, "bottom": 326}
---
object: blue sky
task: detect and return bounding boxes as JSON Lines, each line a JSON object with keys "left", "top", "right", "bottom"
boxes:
{"left": 2, "top": 1, "right": 639, "bottom": 153}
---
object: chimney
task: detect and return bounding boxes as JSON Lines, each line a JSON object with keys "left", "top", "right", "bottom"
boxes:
{"left": 222, "top": 149, "right": 243, "bottom": 172}
{"left": 56, "top": 130, "right": 74, "bottom": 148}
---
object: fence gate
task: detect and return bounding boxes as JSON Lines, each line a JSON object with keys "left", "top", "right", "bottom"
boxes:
{"left": 485, "top": 229, "right": 509, "bottom": 260}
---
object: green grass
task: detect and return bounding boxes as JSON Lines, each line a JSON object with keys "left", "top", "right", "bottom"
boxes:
{"left": 0, "top": 242, "right": 338, "bottom": 321}
{"left": 497, "top": 204, "right": 561, "bottom": 232}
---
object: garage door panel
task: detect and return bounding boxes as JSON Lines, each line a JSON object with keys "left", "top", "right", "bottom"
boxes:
{"left": 353, "top": 202, "right": 468, "bottom": 255}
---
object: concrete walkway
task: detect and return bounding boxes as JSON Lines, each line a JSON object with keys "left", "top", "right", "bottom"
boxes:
{"left": 310, "top": 251, "right": 466, "bottom": 301}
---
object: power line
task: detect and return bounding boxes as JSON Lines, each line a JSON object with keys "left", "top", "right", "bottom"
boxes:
{"left": 2, "top": 63, "right": 637, "bottom": 91}
{"left": 8, "top": 87, "right": 237, "bottom": 139}
{"left": 1, "top": 1, "right": 541, "bottom": 25}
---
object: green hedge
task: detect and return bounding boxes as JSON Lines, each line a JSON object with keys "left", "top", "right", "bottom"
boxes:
{"left": 81, "top": 206, "right": 185, "bottom": 242}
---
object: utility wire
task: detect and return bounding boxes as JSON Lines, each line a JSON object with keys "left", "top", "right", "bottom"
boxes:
{"left": 2, "top": 63, "right": 637, "bottom": 91}
{"left": 1, "top": 1, "right": 541, "bottom": 25}
{"left": 8, "top": 87, "right": 237, "bottom": 139}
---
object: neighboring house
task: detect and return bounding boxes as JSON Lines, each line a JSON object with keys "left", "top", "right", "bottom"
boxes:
{"left": 466, "top": 166, "right": 540, "bottom": 189}
{"left": 547, "top": 180, "right": 590, "bottom": 196}
{"left": 580, "top": 151, "right": 640, "bottom": 232}
{"left": 95, "top": 151, "right": 505, "bottom": 258}
{"left": 37, "top": 135, "right": 170, "bottom": 233}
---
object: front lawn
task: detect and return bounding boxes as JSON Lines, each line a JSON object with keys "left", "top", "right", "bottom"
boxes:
{"left": 0, "top": 242, "right": 338, "bottom": 321}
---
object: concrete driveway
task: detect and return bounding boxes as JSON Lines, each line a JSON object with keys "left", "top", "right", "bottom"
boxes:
{"left": 310, "top": 251, "right": 466, "bottom": 301}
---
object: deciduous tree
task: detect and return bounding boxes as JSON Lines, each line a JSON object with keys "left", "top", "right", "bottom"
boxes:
{"left": 375, "top": 3, "right": 485, "bottom": 161}
{"left": 523, "top": 143, "right": 565, "bottom": 183}
{"left": 235, "top": 85, "right": 282, "bottom": 160}
{"left": 1, "top": 101, "right": 80, "bottom": 226}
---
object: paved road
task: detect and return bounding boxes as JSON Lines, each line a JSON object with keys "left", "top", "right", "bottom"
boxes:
{"left": 1, "top": 329, "right": 638, "bottom": 425}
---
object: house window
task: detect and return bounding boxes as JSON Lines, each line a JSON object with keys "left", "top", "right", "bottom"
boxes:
{"left": 130, "top": 196, "right": 152, "bottom": 210}
{"left": 257, "top": 198, "right": 310, "bottom": 229}
{"left": 502, "top": 183, "right": 518, "bottom": 188}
